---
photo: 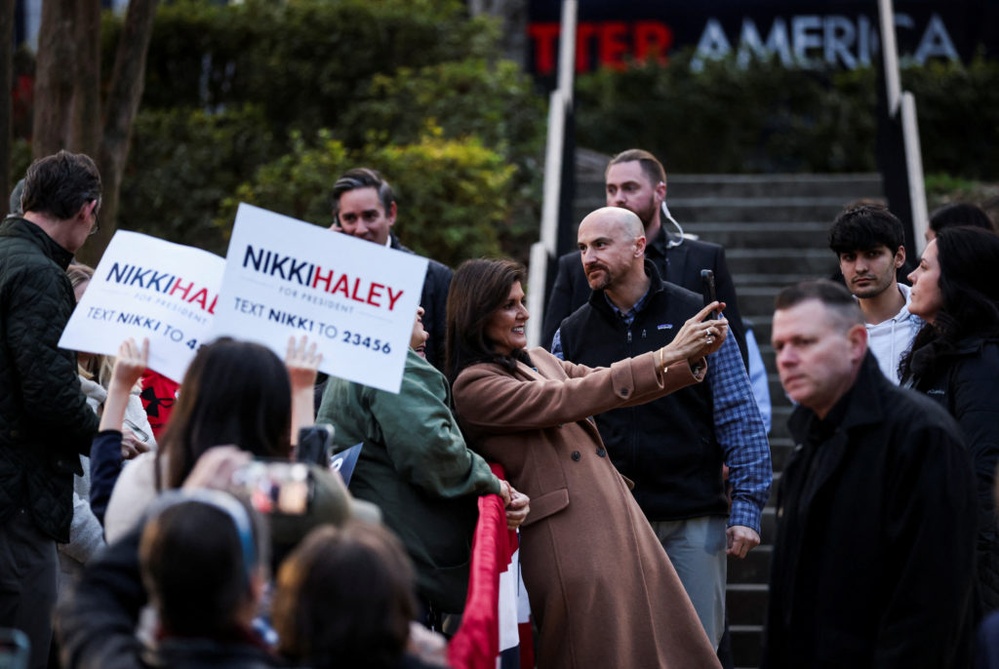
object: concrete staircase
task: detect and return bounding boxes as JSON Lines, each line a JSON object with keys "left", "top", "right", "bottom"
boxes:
{"left": 572, "top": 153, "right": 884, "bottom": 668}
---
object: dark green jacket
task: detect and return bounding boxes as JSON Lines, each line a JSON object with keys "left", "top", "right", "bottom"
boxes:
{"left": 0, "top": 216, "right": 99, "bottom": 541}
{"left": 318, "top": 349, "right": 501, "bottom": 612}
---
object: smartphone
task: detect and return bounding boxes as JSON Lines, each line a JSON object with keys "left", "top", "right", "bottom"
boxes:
{"left": 296, "top": 424, "right": 334, "bottom": 466}
{"left": 700, "top": 269, "right": 719, "bottom": 320}
{"left": 230, "top": 460, "right": 313, "bottom": 515}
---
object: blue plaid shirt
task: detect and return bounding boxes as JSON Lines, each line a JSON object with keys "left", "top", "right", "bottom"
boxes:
{"left": 552, "top": 293, "right": 772, "bottom": 532}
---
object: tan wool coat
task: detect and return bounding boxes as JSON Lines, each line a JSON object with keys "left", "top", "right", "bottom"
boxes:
{"left": 452, "top": 347, "right": 721, "bottom": 669}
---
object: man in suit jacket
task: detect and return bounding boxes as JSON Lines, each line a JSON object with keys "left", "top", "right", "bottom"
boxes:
{"left": 330, "top": 167, "right": 452, "bottom": 372}
{"left": 542, "top": 149, "right": 748, "bottom": 366}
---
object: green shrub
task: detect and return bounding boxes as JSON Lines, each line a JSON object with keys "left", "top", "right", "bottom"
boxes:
{"left": 576, "top": 51, "right": 998, "bottom": 179}
{"left": 118, "top": 104, "right": 278, "bottom": 255}
{"left": 140, "top": 0, "right": 496, "bottom": 137}
{"left": 219, "top": 127, "right": 515, "bottom": 268}
{"left": 903, "top": 57, "right": 999, "bottom": 181}
{"left": 335, "top": 57, "right": 545, "bottom": 260}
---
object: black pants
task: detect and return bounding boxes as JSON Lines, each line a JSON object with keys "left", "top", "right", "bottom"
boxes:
{"left": 0, "top": 509, "right": 58, "bottom": 669}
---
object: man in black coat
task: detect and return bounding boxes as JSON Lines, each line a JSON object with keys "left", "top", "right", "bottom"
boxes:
{"left": 330, "top": 167, "right": 452, "bottom": 372}
{"left": 0, "top": 151, "right": 102, "bottom": 669}
{"left": 764, "top": 279, "right": 978, "bottom": 668}
{"left": 541, "top": 148, "right": 748, "bottom": 366}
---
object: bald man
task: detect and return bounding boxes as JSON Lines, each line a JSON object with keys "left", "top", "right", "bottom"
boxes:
{"left": 552, "top": 207, "right": 771, "bottom": 652}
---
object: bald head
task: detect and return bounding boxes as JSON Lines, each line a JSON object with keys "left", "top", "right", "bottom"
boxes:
{"left": 579, "top": 206, "right": 644, "bottom": 243}
{"left": 577, "top": 207, "right": 647, "bottom": 295}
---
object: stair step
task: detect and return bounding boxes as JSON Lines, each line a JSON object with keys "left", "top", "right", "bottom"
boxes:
{"left": 728, "top": 545, "right": 772, "bottom": 584}
{"left": 664, "top": 173, "right": 883, "bottom": 200}
{"left": 672, "top": 199, "right": 849, "bottom": 224}
{"left": 729, "top": 624, "right": 766, "bottom": 669}
{"left": 725, "top": 248, "right": 835, "bottom": 277}
{"left": 726, "top": 583, "right": 770, "bottom": 626}
{"left": 686, "top": 221, "right": 833, "bottom": 250}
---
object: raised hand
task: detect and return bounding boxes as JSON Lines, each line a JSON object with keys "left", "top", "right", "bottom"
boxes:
{"left": 659, "top": 302, "right": 729, "bottom": 366}
{"left": 286, "top": 335, "right": 323, "bottom": 393}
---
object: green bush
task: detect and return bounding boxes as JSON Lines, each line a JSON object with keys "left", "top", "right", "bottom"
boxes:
{"left": 576, "top": 51, "right": 873, "bottom": 173}
{"left": 218, "top": 127, "right": 515, "bottom": 268}
{"left": 139, "top": 0, "right": 497, "bottom": 137}
{"left": 576, "top": 51, "right": 998, "bottom": 179}
{"left": 903, "top": 57, "right": 999, "bottom": 181}
{"left": 118, "top": 104, "right": 278, "bottom": 255}
{"left": 334, "top": 57, "right": 545, "bottom": 260}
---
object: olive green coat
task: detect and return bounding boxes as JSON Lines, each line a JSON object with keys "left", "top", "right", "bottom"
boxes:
{"left": 318, "top": 349, "right": 501, "bottom": 612}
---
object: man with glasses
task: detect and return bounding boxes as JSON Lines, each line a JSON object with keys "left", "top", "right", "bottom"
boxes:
{"left": 0, "top": 151, "right": 102, "bottom": 669}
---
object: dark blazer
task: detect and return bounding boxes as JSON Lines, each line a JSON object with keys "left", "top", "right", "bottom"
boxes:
{"left": 541, "top": 228, "right": 748, "bottom": 366}
{"left": 763, "top": 354, "right": 978, "bottom": 668}
{"left": 389, "top": 234, "right": 452, "bottom": 373}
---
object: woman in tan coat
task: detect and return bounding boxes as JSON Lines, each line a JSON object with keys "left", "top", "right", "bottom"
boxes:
{"left": 446, "top": 258, "right": 725, "bottom": 669}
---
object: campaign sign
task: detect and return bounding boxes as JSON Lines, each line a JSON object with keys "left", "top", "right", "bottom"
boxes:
{"left": 212, "top": 203, "right": 427, "bottom": 394}
{"left": 59, "top": 231, "right": 225, "bottom": 383}
{"left": 329, "top": 442, "right": 363, "bottom": 487}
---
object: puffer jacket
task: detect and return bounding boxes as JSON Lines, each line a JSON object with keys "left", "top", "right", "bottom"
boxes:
{"left": 909, "top": 336, "right": 999, "bottom": 611}
{"left": 0, "top": 216, "right": 99, "bottom": 541}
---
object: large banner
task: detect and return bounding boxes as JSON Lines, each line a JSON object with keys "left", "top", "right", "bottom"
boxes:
{"left": 59, "top": 231, "right": 224, "bottom": 383}
{"left": 212, "top": 204, "right": 427, "bottom": 394}
{"left": 528, "top": 0, "right": 998, "bottom": 78}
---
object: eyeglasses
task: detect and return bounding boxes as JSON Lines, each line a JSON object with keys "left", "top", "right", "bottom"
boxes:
{"left": 88, "top": 199, "right": 100, "bottom": 236}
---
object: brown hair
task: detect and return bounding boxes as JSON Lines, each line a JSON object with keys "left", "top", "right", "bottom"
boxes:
{"left": 606, "top": 148, "right": 666, "bottom": 186}
{"left": 445, "top": 258, "right": 529, "bottom": 383}
{"left": 156, "top": 337, "right": 291, "bottom": 489}
{"left": 272, "top": 523, "right": 416, "bottom": 669}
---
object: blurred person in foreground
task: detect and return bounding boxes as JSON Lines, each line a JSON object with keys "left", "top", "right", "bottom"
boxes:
{"left": 274, "top": 522, "right": 447, "bottom": 669}
{"left": 96, "top": 336, "right": 321, "bottom": 542}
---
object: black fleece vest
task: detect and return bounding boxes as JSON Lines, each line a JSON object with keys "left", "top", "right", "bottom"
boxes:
{"left": 558, "top": 267, "right": 728, "bottom": 521}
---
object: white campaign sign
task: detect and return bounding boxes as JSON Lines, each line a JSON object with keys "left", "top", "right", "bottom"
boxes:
{"left": 59, "top": 231, "right": 225, "bottom": 383}
{"left": 212, "top": 203, "right": 427, "bottom": 394}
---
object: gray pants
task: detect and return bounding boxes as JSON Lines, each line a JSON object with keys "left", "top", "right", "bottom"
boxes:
{"left": 651, "top": 516, "right": 727, "bottom": 649}
{"left": 0, "top": 509, "right": 58, "bottom": 669}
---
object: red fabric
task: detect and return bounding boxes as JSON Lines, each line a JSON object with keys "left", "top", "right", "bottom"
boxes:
{"left": 447, "top": 464, "right": 518, "bottom": 669}
{"left": 139, "top": 370, "right": 179, "bottom": 439}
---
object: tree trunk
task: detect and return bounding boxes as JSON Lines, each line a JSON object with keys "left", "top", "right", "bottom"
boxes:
{"left": 82, "top": 0, "right": 160, "bottom": 265}
{"left": 0, "top": 0, "right": 15, "bottom": 200}
{"left": 71, "top": 0, "right": 102, "bottom": 157}
{"left": 32, "top": 0, "right": 77, "bottom": 158}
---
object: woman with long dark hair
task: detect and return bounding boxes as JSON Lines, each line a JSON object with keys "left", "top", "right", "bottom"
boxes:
{"left": 99, "top": 336, "right": 320, "bottom": 542}
{"left": 901, "top": 226, "right": 999, "bottom": 610}
{"left": 445, "top": 258, "right": 726, "bottom": 669}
